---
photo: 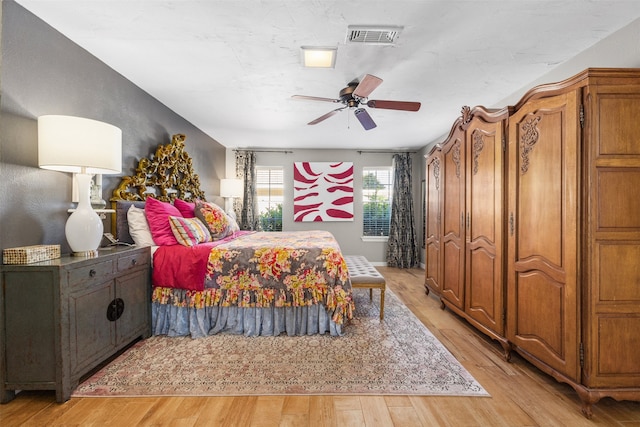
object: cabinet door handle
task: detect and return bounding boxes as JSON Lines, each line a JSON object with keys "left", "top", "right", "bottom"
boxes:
{"left": 106, "top": 298, "right": 125, "bottom": 321}
{"left": 89, "top": 269, "right": 97, "bottom": 277}
{"left": 509, "top": 212, "right": 514, "bottom": 236}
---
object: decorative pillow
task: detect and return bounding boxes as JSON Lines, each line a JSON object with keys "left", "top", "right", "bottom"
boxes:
{"left": 226, "top": 212, "right": 241, "bottom": 234}
{"left": 168, "top": 216, "right": 212, "bottom": 246}
{"left": 127, "top": 205, "right": 155, "bottom": 247}
{"left": 174, "top": 198, "right": 196, "bottom": 218}
{"left": 194, "top": 200, "right": 232, "bottom": 240}
{"left": 144, "top": 197, "right": 182, "bottom": 246}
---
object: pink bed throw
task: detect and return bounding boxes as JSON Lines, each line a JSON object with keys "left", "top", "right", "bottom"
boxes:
{"left": 152, "top": 231, "right": 253, "bottom": 291}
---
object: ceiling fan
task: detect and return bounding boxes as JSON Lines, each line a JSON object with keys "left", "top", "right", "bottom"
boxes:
{"left": 291, "top": 74, "right": 421, "bottom": 130}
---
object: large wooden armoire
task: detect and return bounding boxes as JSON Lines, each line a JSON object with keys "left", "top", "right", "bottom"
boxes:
{"left": 425, "top": 105, "right": 510, "bottom": 356}
{"left": 425, "top": 68, "right": 640, "bottom": 417}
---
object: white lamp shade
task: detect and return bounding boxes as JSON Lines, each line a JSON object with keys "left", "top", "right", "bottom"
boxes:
{"left": 38, "top": 115, "right": 122, "bottom": 174}
{"left": 220, "top": 178, "right": 243, "bottom": 198}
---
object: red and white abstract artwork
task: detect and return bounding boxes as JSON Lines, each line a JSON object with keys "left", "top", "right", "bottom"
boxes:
{"left": 293, "top": 162, "right": 354, "bottom": 222}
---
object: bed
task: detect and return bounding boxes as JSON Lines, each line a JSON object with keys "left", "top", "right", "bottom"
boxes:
{"left": 111, "top": 134, "right": 354, "bottom": 338}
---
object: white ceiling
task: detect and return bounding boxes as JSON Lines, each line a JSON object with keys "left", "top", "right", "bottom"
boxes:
{"left": 15, "top": 1, "right": 640, "bottom": 151}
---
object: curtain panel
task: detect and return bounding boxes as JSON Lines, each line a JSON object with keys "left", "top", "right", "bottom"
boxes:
{"left": 386, "top": 153, "right": 420, "bottom": 268}
{"left": 235, "top": 150, "right": 260, "bottom": 230}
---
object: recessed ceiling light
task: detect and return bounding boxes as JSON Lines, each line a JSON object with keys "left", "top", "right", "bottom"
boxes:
{"left": 300, "top": 46, "right": 337, "bottom": 68}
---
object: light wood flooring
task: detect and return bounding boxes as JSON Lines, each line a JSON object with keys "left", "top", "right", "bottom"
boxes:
{"left": 2, "top": 267, "right": 640, "bottom": 426}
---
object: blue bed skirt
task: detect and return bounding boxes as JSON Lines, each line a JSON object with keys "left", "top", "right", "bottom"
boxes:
{"left": 151, "top": 302, "right": 344, "bottom": 338}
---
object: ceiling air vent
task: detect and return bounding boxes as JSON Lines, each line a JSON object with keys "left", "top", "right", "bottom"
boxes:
{"left": 347, "top": 25, "right": 403, "bottom": 45}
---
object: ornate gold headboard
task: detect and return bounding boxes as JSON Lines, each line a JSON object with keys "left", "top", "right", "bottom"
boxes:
{"left": 110, "top": 134, "right": 207, "bottom": 242}
{"left": 111, "top": 133, "right": 206, "bottom": 202}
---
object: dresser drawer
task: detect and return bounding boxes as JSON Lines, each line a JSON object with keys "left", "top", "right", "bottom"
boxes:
{"left": 68, "top": 259, "right": 115, "bottom": 287}
{"left": 117, "top": 249, "right": 149, "bottom": 272}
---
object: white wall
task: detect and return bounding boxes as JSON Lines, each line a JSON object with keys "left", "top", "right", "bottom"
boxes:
{"left": 498, "top": 17, "right": 640, "bottom": 107}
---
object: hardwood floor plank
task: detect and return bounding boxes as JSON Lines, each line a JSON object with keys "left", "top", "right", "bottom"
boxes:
{"left": 383, "top": 395, "right": 413, "bottom": 408}
{"left": 281, "top": 396, "right": 309, "bottom": 416}
{"left": 308, "top": 396, "right": 336, "bottom": 427}
{"left": 408, "top": 396, "right": 458, "bottom": 426}
{"left": 279, "top": 413, "right": 309, "bottom": 427}
{"left": 334, "top": 409, "right": 365, "bottom": 427}
{"left": 0, "top": 392, "right": 58, "bottom": 427}
{"left": 388, "top": 406, "right": 425, "bottom": 427}
{"left": 193, "top": 396, "right": 236, "bottom": 426}
{"left": 249, "top": 396, "right": 284, "bottom": 427}
{"left": 225, "top": 396, "right": 258, "bottom": 427}
{"left": 332, "top": 395, "right": 361, "bottom": 412}
{"left": 137, "top": 397, "right": 200, "bottom": 426}
{"left": 359, "top": 396, "right": 394, "bottom": 426}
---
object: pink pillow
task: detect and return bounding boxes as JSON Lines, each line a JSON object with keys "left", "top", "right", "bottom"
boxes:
{"left": 145, "top": 197, "right": 182, "bottom": 245}
{"left": 194, "top": 200, "right": 232, "bottom": 240}
{"left": 174, "top": 199, "right": 196, "bottom": 218}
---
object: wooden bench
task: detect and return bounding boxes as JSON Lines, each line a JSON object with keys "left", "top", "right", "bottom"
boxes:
{"left": 344, "top": 255, "right": 386, "bottom": 320}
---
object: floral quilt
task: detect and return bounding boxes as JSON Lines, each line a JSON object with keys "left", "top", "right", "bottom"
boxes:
{"left": 152, "top": 230, "right": 354, "bottom": 325}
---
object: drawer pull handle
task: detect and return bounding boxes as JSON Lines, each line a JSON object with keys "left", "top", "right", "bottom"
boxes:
{"left": 89, "top": 269, "right": 97, "bottom": 277}
{"left": 131, "top": 259, "right": 137, "bottom": 266}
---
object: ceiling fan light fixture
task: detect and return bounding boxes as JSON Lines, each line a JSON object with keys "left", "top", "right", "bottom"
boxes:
{"left": 354, "top": 108, "right": 377, "bottom": 130}
{"left": 300, "top": 46, "right": 337, "bottom": 68}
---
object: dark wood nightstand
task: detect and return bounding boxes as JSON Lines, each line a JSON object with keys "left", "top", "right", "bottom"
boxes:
{"left": 0, "top": 245, "right": 151, "bottom": 403}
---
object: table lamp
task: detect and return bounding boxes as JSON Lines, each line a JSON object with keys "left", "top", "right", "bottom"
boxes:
{"left": 38, "top": 115, "right": 122, "bottom": 256}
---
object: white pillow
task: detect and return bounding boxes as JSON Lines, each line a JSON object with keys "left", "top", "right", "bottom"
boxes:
{"left": 127, "top": 205, "right": 155, "bottom": 247}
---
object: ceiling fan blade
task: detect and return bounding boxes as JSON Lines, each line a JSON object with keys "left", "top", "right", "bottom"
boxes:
{"left": 367, "top": 99, "right": 421, "bottom": 112}
{"left": 354, "top": 108, "right": 377, "bottom": 130}
{"left": 308, "top": 107, "right": 346, "bottom": 125}
{"left": 292, "top": 95, "right": 339, "bottom": 103}
{"left": 353, "top": 74, "right": 383, "bottom": 99}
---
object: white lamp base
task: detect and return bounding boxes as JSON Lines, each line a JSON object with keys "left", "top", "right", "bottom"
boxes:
{"left": 66, "top": 173, "right": 103, "bottom": 257}
{"left": 224, "top": 197, "right": 235, "bottom": 219}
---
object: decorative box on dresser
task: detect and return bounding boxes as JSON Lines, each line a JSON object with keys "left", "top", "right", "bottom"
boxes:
{"left": 0, "top": 245, "right": 151, "bottom": 403}
{"left": 425, "top": 68, "right": 640, "bottom": 417}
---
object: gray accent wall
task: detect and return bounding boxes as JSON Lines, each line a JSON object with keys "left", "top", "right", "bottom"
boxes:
{"left": 0, "top": 1, "right": 226, "bottom": 254}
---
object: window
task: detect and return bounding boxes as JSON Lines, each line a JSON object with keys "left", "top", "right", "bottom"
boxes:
{"left": 256, "top": 166, "right": 283, "bottom": 231}
{"left": 362, "top": 167, "right": 392, "bottom": 237}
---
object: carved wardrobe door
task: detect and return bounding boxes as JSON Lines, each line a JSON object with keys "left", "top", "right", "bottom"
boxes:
{"left": 506, "top": 90, "right": 580, "bottom": 381}
{"left": 424, "top": 150, "right": 442, "bottom": 295}
{"left": 464, "top": 113, "right": 506, "bottom": 336}
{"left": 440, "top": 126, "right": 466, "bottom": 309}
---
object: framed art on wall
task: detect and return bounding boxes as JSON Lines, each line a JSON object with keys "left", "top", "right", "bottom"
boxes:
{"left": 293, "top": 162, "right": 354, "bottom": 222}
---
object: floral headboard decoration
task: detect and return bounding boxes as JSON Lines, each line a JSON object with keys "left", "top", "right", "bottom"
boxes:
{"left": 111, "top": 133, "right": 206, "bottom": 203}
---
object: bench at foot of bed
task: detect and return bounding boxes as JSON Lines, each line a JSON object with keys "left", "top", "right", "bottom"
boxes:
{"left": 344, "top": 255, "right": 386, "bottom": 321}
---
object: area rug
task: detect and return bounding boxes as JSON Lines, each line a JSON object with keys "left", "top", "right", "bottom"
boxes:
{"left": 72, "top": 289, "right": 488, "bottom": 397}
